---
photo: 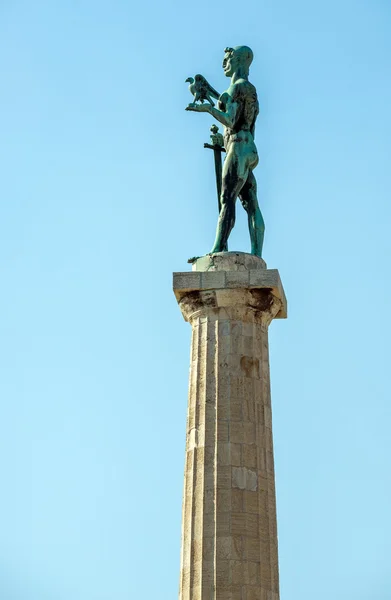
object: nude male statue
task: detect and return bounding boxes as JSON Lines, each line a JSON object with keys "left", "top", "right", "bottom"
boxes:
{"left": 186, "top": 46, "right": 265, "bottom": 258}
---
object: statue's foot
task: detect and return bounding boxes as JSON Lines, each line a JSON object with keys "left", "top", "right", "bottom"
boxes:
{"left": 250, "top": 248, "right": 263, "bottom": 259}
{"left": 187, "top": 256, "right": 200, "bottom": 264}
{"left": 208, "top": 246, "right": 228, "bottom": 254}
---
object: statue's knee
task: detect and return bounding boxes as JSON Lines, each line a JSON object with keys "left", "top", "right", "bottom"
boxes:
{"left": 220, "top": 193, "right": 235, "bottom": 213}
{"left": 239, "top": 196, "right": 249, "bottom": 211}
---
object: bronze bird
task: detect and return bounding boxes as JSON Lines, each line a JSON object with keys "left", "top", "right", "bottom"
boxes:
{"left": 185, "top": 74, "right": 219, "bottom": 106}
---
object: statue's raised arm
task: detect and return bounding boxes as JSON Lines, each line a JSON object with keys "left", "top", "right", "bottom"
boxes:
{"left": 185, "top": 46, "right": 265, "bottom": 258}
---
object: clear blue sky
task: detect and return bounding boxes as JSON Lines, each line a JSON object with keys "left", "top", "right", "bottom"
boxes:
{"left": 0, "top": 1, "right": 390, "bottom": 599}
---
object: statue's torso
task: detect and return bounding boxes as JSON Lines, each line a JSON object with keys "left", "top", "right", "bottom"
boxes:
{"left": 219, "top": 79, "right": 259, "bottom": 149}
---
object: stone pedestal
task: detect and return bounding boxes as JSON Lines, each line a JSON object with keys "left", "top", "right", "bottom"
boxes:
{"left": 173, "top": 252, "right": 287, "bottom": 600}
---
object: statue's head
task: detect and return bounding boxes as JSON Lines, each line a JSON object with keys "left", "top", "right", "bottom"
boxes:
{"left": 223, "top": 46, "right": 253, "bottom": 78}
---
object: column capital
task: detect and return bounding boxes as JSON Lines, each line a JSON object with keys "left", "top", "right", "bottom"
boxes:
{"left": 173, "top": 252, "right": 287, "bottom": 325}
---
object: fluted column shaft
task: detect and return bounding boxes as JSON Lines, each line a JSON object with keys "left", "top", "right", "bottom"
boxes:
{"left": 174, "top": 253, "right": 287, "bottom": 600}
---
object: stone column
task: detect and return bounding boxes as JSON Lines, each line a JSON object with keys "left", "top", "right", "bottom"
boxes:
{"left": 173, "top": 252, "right": 287, "bottom": 600}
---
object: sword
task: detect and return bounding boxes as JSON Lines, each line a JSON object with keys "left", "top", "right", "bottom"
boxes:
{"left": 204, "top": 125, "right": 228, "bottom": 251}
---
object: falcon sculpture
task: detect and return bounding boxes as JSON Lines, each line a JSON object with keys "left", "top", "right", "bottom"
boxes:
{"left": 185, "top": 74, "right": 219, "bottom": 106}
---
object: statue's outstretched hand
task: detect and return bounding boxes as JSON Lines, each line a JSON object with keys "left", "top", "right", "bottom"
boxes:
{"left": 186, "top": 103, "right": 211, "bottom": 113}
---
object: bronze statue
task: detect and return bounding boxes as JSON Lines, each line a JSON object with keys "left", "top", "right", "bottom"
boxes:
{"left": 186, "top": 46, "right": 265, "bottom": 258}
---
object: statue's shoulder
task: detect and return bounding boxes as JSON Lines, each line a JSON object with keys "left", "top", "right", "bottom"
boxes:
{"left": 231, "top": 79, "right": 257, "bottom": 100}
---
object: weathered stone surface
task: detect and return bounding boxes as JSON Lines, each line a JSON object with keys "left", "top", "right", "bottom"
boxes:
{"left": 174, "top": 253, "right": 287, "bottom": 319}
{"left": 232, "top": 467, "right": 258, "bottom": 491}
{"left": 192, "top": 252, "right": 266, "bottom": 272}
{"left": 174, "top": 252, "right": 285, "bottom": 600}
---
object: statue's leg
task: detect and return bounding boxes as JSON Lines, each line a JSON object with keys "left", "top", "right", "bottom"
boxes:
{"left": 210, "top": 148, "right": 248, "bottom": 254}
{"left": 239, "top": 171, "right": 265, "bottom": 258}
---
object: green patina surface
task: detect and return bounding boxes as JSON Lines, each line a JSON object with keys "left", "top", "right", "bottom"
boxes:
{"left": 186, "top": 46, "right": 265, "bottom": 258}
